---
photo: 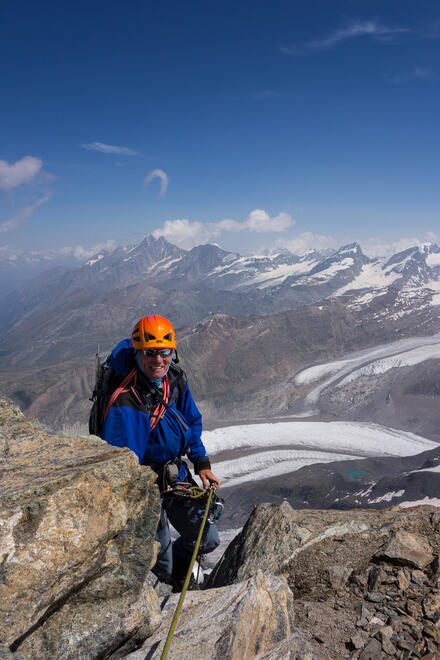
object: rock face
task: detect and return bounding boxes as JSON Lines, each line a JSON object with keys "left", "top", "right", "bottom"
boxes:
{"left": 123, "top": 571, "right": 315, "bottom": 660}
{"left": 206, "top": 500, "right": 311, "bottom": 587}
{"left": 0, "top": 400, "right": 162, "bottom": 659}
{"left": 210, "top": 502, "right": 440, "bottom": 659}
{"left": 2, "top": 398, "right": 440, "bottom": 660}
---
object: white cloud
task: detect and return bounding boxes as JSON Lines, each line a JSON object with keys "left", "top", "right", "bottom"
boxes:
{"left": 0, "top": 192, "right": 52, "bottom": 233}
{"left": 244, "top": 209, "right": 293, "bottom": 232}
{"left": 59, "top": 239, "right": 117, "bottom": 261}
{"left": 0, "top": 156, "right": 43, "bottom": 190}
{"left": 217, "top": 210, "right": 294, "bottom": 233}
{"left": 152, "top": 209, "right": 295, "bottom": 249}
{"left": 152, "top": 219, "right": 219, "bottom": 249}
{"left": 360, "top": 233, "right": 439, "bottom": 258}
{"left": 277, "top": 231, "right": 337, "bottom": 255}
{"left": 281, "top": 20, "right": 410, "bottom": 55}
{"left": 144, "top": 169, "right": 169, "bottom": 198}
{"left": 82, "top": 142, "right": 139, "bottom": 156}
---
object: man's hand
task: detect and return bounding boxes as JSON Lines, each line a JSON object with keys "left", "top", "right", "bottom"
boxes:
{"left": 199, "top": 469, "right": 221, "bottom": 490}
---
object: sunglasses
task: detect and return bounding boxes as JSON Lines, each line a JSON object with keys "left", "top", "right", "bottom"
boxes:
{"left": 141, "top": 348, "right": 173, "bottom": 358}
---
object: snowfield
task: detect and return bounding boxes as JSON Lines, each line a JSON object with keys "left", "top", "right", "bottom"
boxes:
{"left": 295, "top": 333, "right": 440, "bottom": 387}
{"left": 337, "top": 343, "right": 440, "bottom": 387}
{"left": 203, "top": 421, "right": 438, "bottom": 488}
{"left": 213, "top": 449, "right": 361, "bottom": 488}
{"left": 293, "top": 332, "right": 440, "bottom": 410}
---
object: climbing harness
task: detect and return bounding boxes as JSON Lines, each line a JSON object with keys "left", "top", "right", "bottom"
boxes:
{"left": 162, "top": 481, "right": 224, "bottom": 524}
{"left": 160, "top": 486, "right": 216, "bottom": 660}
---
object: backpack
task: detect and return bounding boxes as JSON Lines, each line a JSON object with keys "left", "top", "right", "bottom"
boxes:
{"left": 89, "top": 346, "right": 187, "bottom": 438}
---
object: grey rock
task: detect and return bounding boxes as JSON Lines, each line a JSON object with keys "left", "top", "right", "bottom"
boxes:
{"left": 378, "top": 625, "right": 393, "bottom": 640}
{"left": 350, "top": 632, "right": 368, "bottom": 649}
{"left": 124, "top": 571, "right": 299, "bottom": 660}
{"left": 207, "top": 501, "right": 310, "bottom": 587}
{"left": 328, "top": 564, "right": 353, "bottom": 590}
{"left": 253, "top": 633, "right": 317, "bottom": 659}
{"left": 358, "top": 637, "right": 382, "bottom": 660}
{"left": 423, "top": 622, "right": 440, "bottom": 644}
{"left": 357, "top": 604, "right": 372, "bottom": 620}
{"left": 376, "top": 625, "right": 397, "bottom": 656}
{"left": 366, "top": 591, "right": 383, "bottom": 603}
{"left": 423, "top": 589, "right": 440, "bottom": 621}
{"left": 0, "top": 400, "right": 161, "bottom": 659}
{"left": 411, "top": 569, "right": 428, "bottom": 585}
{"left": 381, "top": 636, "right": 397, "bottom": 655}
{"left": 396, "top": 638, "right": 421, "bottom": 657}
{"left": 397, "top": 569, "right": 410, "bottom": 591}
{"left": 368, "top": 566, "right": 383, "bottom": 592}
{"left": 374, "top": 529, "right": 433, "bottom": 569}
{"left": 389, "top": 615, "right": 403, "bottom": 633}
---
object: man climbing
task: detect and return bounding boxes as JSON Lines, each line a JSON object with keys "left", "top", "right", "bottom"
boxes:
{"left": 101, "top": 314, "right": 221, "bottom": 587}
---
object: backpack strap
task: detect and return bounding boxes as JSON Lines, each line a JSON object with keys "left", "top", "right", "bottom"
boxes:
{"left": 103, "top": 367, "right": 137, "bottom": 421}
{"left": 103, "top": 368, "right": 173, "bottom": 432}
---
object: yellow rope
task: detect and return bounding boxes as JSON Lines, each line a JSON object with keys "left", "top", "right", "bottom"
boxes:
{"left": 160, "top": 487, "right": 214, "bottom": 660}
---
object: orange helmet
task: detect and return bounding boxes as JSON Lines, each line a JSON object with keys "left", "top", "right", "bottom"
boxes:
{"left": 131, "top": 315, "right": 176, "bottom": 350}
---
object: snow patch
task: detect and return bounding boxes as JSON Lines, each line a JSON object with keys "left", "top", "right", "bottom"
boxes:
{"left": 85, "top": 254, "right": 104, "bottom": 266}
{"left": 413, "top": 465, "right": 440, "bottom": 474}
{"left": 399, "top": 497, "right": 440, "bottom": 508}
{"left": 334, "top": 261, "right": 400, "bottom": 296}
{"left": 368, "top": 490, "right": 405, "bottom": 504}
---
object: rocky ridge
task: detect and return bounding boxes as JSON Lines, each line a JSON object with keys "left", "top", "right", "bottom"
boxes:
{"left": 208, "top": 502, "right": 440, "bottom": 659}
{"left": 0, "top": 399, "right": 162, "bottom": 659}
{"left": 1, "top": 401, "right": 438, "bottom": 660}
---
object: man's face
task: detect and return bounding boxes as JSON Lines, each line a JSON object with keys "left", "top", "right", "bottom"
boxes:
{"left": 140, "top": 349, "right": 172, "bottom": 379}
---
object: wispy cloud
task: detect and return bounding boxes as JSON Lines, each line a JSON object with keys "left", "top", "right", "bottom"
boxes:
{"left": 144, "top": 169, "right": 169, "bottom": 198}
{"left": 59, "top": 239, "right": 117, "bottom": 260}
{"left": 0, "top": 156, "right": 43, "bottom": 190}
{"left": 0, "top": 192, "right": 52, "bottom": 233}
{"left": 361, "top": 233, "right": 439, "bottom": 258}
{"left": 152, "top": 209, "right": 295, "bottom": 249}
{"left": 281, "top": 20, "right": 411, "bottom": 56}
{"left": 82, "top": 141, "right": 139, "bottom": 156}
{"left": 0, "top": 240, "right": 118, "bottom": 263}
{"left": 276, "top": 231, "right": 337, "bottom": 255}
{"left": 386, "top": 66, "right": 434, "bottom": 84}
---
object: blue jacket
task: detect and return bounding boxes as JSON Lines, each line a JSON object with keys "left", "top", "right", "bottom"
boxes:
{"left": 102, "top": 340, "right": 210, "bottom": 471}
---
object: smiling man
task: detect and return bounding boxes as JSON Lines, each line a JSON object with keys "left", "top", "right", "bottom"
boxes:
{"left": 101, "top": 314, "right": 220, "bottom": 588}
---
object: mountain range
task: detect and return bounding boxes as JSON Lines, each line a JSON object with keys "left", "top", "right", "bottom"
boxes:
{"left": 0, "top": 235, "right": 439, "bottom": 434}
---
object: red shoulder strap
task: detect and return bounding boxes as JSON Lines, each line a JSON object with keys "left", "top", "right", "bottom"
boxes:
{"left": 103, "top": 368, "right": 137, "bottom": 422}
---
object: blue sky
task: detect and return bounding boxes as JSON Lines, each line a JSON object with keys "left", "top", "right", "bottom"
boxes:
{"left": 1, "top": 0, "right": 439, "bottom": 261}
